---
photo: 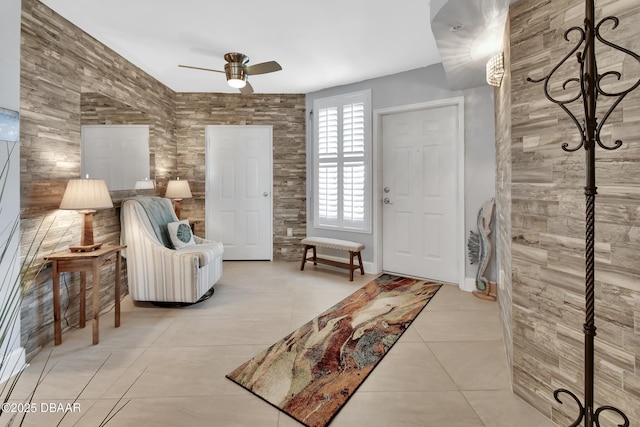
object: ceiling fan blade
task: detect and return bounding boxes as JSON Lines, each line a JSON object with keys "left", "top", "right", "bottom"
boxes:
{"left": 239, "top": 81, "right": 254, "bottom": 95}
{"left": 246, "top": 61, "right": 282, "bottom": 75}
{"left": 178, "top": 64, "right": 225, "bottom": 73}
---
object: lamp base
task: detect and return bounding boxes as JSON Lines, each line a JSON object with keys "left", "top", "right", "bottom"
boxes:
{"left": 69, "top": 243, "right": 103, "bottom": 252}
{"left": 172, "top": 198, "right": 183, "bottom": 219}
{"left": 70, "top": 210, "right": 101, "bottom": 252}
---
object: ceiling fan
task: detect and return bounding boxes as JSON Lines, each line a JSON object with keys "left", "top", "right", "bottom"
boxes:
{"left": 179, "top": 52, "right": 282, "bottom": 94}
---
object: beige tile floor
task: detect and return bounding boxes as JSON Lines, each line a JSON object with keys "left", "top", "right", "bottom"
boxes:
{"left": 6, "top": 261, "right": 558, "bottom": 427}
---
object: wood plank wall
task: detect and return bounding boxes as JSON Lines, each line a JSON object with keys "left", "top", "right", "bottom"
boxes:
{"left": 174, "top": 93, "right": 306, "bottom": 261}
{"left": 497, "top": 0, "right": 640, "bottom": 424}
{"left": 19, "top": 0, "right": 306, "bottom": 356}
{"left": 20, "top": 0, "right": 176, "bottom": 356}
{"left": 495, "top": 13, "right": 513, "bottom": 382}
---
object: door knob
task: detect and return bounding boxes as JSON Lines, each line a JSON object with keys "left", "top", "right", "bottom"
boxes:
{"left": 263, "top": 192, "right": 269, "bottom": 197}
{"left": 383, "top": 198, "right": 392, "bottom": 205}
{"left": 383, "top": 187, "right": 390, "bottom": 193}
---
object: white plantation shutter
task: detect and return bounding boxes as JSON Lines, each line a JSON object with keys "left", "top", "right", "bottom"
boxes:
{"left": 343, "top": 103, "right": 365, "bottom": 156}
{"left": 343, "top": 161, "right": 365, "bottom": 223}
{"left": 313, "top": 90, "right": 371, "bottom": 232}
{"left": 318, "top": 107, "right": 338, "bottom": 157}
{"left": 318, "top": 163, "right": 338, "bottom": 220}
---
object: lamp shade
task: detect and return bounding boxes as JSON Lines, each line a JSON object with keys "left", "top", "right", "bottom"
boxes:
{"left": 60, "top": 179, "right": 113, "bottom": 210}
{"left": 134, "top": 178, "right": 155, "bottom": 190}
{"left": 165, "top": 179, "right": 192, "bottom": 199}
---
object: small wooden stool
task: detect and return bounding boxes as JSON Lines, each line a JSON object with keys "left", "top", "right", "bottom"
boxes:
{"left": 300, "top": 237, "right": 365, "bottom": 281}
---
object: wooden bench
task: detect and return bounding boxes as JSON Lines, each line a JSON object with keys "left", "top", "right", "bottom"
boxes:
{"left": 300, "top": 237, "right": 365, "bottom": 281}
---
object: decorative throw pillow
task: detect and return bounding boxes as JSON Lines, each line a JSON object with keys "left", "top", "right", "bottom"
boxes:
{"left": 167, "top": 220, "right": 195, "bottom": 249}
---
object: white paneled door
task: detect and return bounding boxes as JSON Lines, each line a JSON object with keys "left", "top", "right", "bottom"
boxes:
{"left": 382, "top": 104, "right": 459, "bottom": 283}
{"left": 205, "top": 126, "right": 273, "bottom": 260}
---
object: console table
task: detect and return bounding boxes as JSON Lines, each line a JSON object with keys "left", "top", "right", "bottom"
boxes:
{"left": 45, "top": 244, "right": 125, "bottom": 345}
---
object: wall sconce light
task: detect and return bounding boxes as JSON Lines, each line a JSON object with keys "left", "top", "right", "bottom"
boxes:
{"left": 486, "top": 52, "right": 505, "bottom": 87}
{"left": 165, "top": 177, "right": 192, "bottom": 219}
{"left": 60, "top": 177, "right": 114, "bottom": 252}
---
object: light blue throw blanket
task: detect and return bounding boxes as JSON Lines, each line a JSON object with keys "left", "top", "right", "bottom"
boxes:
{"left": 130, "top": 196, "right": 176, "bottom": 249}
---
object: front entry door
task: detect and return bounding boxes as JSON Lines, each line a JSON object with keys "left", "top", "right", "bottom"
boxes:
{"left": 206, "top": 125, "right": 273, "bottom": 260}
{"left": 381, "top": 104, "right": 459, "bottom": 283}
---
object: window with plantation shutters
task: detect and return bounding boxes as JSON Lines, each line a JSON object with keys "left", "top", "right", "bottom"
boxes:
{"left": 313, "top": 90, "right": 371, "bottom": 232}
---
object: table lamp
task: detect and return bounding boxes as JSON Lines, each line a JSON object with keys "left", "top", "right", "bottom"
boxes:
{"left": 134, "top": 178, "right": 155, "bottom": 190}
{"left": 60, "top": 177, "right": 113, "bottom": 252}
{"left": 165, "top": 177, "right": 192, "bottom": 219}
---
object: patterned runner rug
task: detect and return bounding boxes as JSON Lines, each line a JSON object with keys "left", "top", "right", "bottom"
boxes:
{"left": 226, "top": 274, "right": 442, "bottom": 427}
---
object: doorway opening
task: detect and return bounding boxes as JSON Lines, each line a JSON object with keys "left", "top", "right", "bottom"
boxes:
{"left": 374, "top": 97, "right": 464, "bottom": 286}
{"left": 205, "top": 125, "right": 273, "bottom": 260}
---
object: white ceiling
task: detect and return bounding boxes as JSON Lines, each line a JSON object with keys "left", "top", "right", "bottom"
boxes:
{"left": 432, "top": 0, "right": 512, "bottom": 90}
{"left": 39, "top": 0, "right": 512, "bottom": 94}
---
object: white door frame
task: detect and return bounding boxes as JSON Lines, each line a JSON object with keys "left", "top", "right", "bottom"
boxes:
{"left": 205, "top": 125, "right": 273, "bottom": 260}
{"left": 373, "top": 97, "right": 465, "bottom": 287}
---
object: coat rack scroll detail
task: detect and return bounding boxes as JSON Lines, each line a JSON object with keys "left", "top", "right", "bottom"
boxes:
{"left": 526, "top": 0, "right": 639, "bottom": 426}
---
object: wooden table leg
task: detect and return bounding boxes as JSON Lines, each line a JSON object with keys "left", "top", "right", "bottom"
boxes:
{"left": 357, "top": 251, "right": 365, "bottom": 276}
{"left": 92, "top": 259, "right": 100, "bottom": 345}
{"left": 79, "top": 271, "right": 86, "bottom": 328}
{"left": 52, "top": 261, "right": 62, "bottom": 345}
{"left": 115, "top": 250, "right": 121, "bottom": 328}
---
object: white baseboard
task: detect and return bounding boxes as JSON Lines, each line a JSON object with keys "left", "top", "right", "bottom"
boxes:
{"left": 461, "top": 277, "right": 476, "bottom": 293}
{"left": 364, "top": 262, "right": 376, "bottom": 274}
{"left": 0, "top": 346, "right": 26, "bottom": 384}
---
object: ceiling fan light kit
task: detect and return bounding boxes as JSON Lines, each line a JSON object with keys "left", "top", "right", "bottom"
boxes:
{"left": 227, "top": 78, "right": 247, "bottom": 89}
{"left": 179, "top": 52, "right": 282, "bottom": 94}
{"left": 226, "top": 70, "right": 247, "bottom": 88}
{"left": 225, "top": 53, "right": 248, "bottom": 88}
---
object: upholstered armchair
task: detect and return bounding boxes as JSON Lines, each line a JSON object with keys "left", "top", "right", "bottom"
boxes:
{"left": 120, "top": 196, "right": 223, "bottom": 303}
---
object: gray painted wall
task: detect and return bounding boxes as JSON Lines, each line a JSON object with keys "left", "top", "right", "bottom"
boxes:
{"left": 1, "top": 0, "right": 20, "bottom": 112}
{"left": 0, "top": 0, "right": 24, "bottom": 378}
{"left": 305, "top": 63, "right": 496, "bottom": 282}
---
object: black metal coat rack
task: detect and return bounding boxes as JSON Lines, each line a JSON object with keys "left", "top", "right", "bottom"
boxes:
{"left": 527, "top": 0, "right": 639, "bottom": 426}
